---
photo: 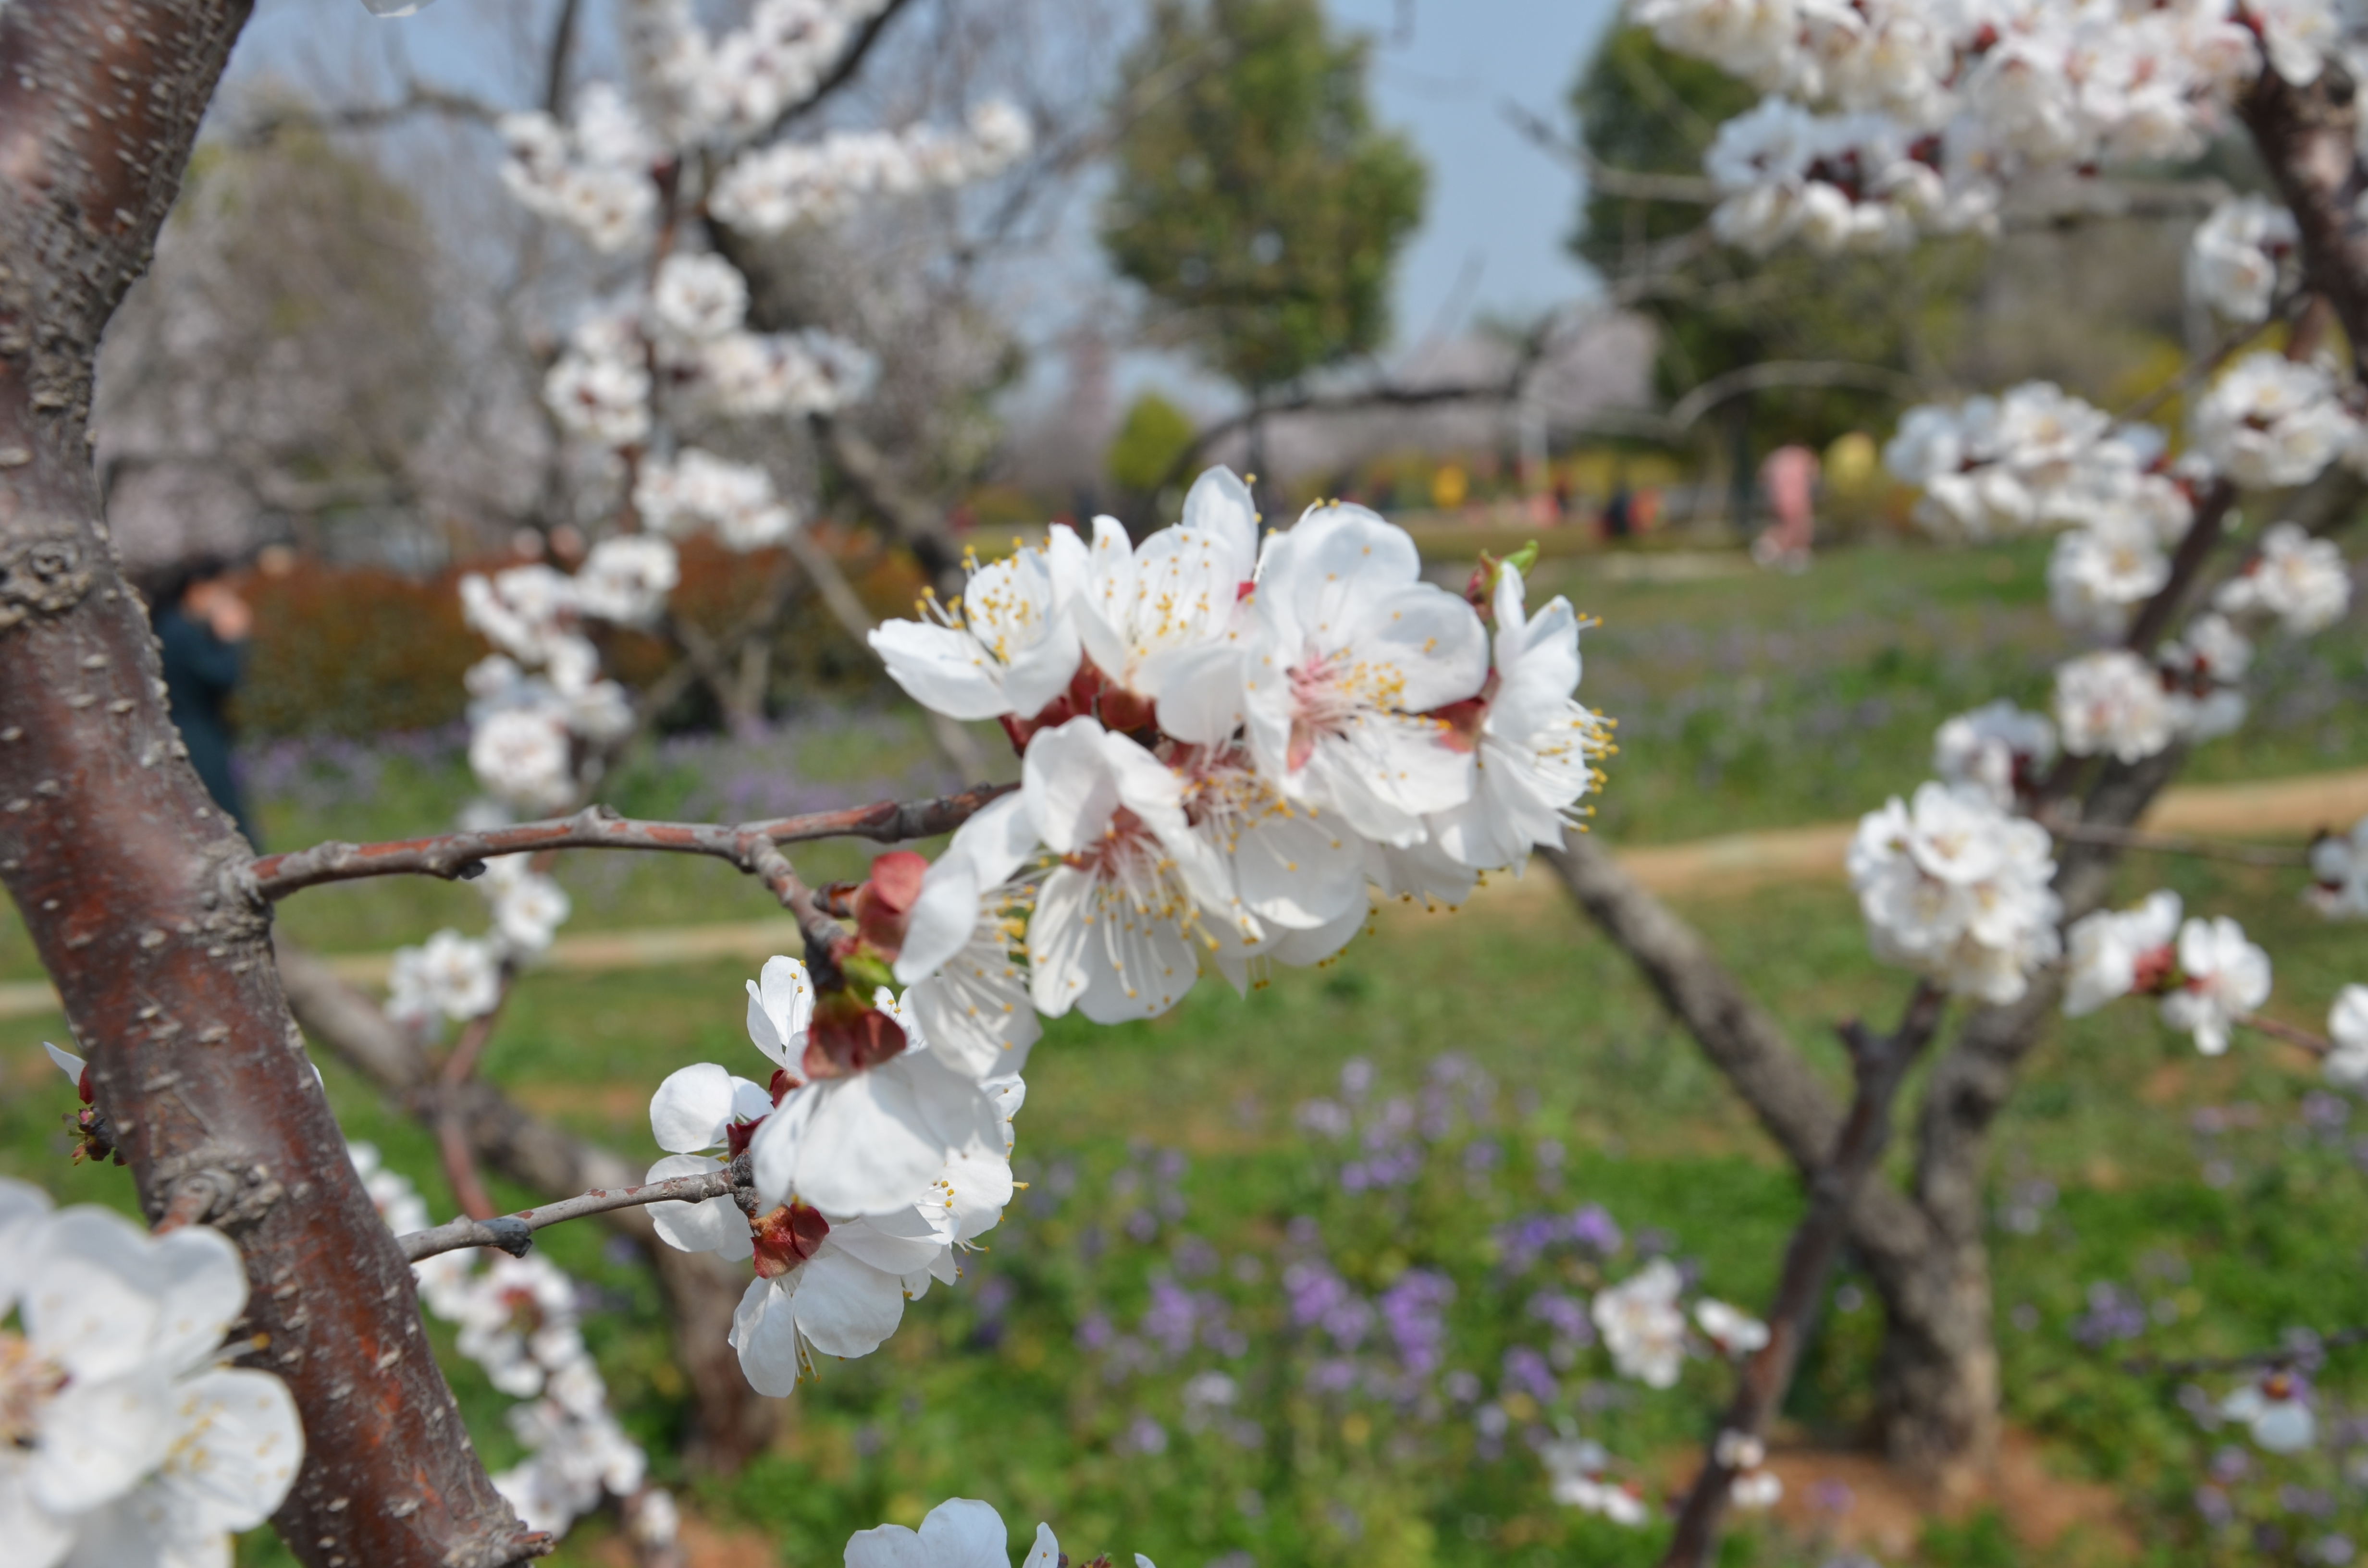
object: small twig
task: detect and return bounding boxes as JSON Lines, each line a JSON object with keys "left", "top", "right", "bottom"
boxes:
{"left": 399, "top": 1166, "right": 745, "bottom": 1263}
{"left": 2238, "top": 1011, "right": 2334, "bottom": 1057}
{"left": 2125, "top": 1326, "right": 2368, "bottom": 1377}
{"left": 151, "top": 1168, "right": 234, "bottom": 1234}
{"left": 2042, "top": 819, "right": 2311, "bottom": 867}
{"left": 249, "top": 784, "right": 1013, "bottom": 899}
{"left": 1660, "top": 982, "right": 1949, "bottom": 1568}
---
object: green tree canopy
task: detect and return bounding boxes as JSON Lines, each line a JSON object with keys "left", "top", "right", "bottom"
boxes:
{"left": 1101, "top": 0, "right": 1428, "bottom": 400}
{"left": 1107, "top": 390, "right": 1200, "bottom": 495}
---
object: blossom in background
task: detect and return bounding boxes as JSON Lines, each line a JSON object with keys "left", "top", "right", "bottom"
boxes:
{"left": 1593, "top": 1259, "right": 1689, "bottom": 1389}
{"left": 2159, "top": 916, "right": 2272, "bottom": 1055}
{"left": 544, "top": 313, "right": 655, "bottom": 448}
{"left": 1694, "top": 1298, "right": 1770, "bottom": 1358}
{"left": 1540, "top": 1436, "right": 1649, "bottom": 1526}
{"left": 571, "top": 536, "right": 680, "bottom": 628}
{"left": 1237, "top": 502, "right": 1488, "bottom": 846}
{"left": 2323, "top": 986, "right": 2368, "bottom": 1088}
{"left": 1714, "top": 1430, "right": 1783, "bottom": 1509}
{"left": 2308, "top": 816, "right": 2368, "bottom": 918}
{"left": 1703, "top": 97, "right": 1941, "bottom": 256}
{"left": 1933, "top": 700, "right": 2055, "bottom": 810}
{"left": 870, "top": 528, "right": 1090, "bottom": 722}
{"left": 0, "top": 1179, "right": 303, "bottom": 1568}
{"left": 711, "top": 102, "right": 1031, "bottom": 233}
{"left": 2190, "top": 353, "right": 2357, "bottom": 490}
{"left": 2223, "top": 1373, "right": 2316, "bottom": 1453}
{"left": 2048, "top": 515, "right": 2172, "bottom": 635}
{"left": 2062, "top": 890, "right": 2183, "bottom": 1017}
{"left": 2190, "top": 196, "right": 2298, "bottom": 322}
{"left": 2216, "top": 520, "right": 2353, "bottom": 636}
{"left": 1426, "top": 561, "right": 1613, "bottom": 873}
{"left": 635, "top": 448, "right": 798, "bottom": 550}
{"left": 2054, "top": 649, "right": 2176, "bottom": 765}
{"left": 1848, "top": 781, "right": 2061, "bottom": 1004}
{"left": 480, "top": 854, "right": 573, "bottom": 956}
{"left": 1883, "top": 384, "right": 2115, "bottom": 539}
{"left": 845, "top": 1498, "right": 1149, "bottom": 1568}
{"left": 648, "top": 251, "right": 749, "bottom": 343}
{"left": 467, "top": 706, "right": 577, "bottom": 815}
{"left": 386, "top": 928, "right": 503, "bottom": 1032}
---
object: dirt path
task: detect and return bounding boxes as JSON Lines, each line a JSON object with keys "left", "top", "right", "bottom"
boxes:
{"left": 1, "top": 764, "right": 2360, "bottom": 1022}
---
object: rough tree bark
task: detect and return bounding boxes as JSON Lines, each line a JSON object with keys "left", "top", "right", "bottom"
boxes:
{"left": 0, "top": 4, "right": 537, "bottom": 1564}
{"left": 276, "top": 940, "right": 782, "bottom": 1470}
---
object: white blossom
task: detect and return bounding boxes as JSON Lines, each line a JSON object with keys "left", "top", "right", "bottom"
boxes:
{"left": 2054, "top": 649, "right": 2176, "bottom": 765}
{"left": 1426, "top": 562, "right": 1613, "bottom": 872}
{"left": 711, "top": 102, "right": 1031, "bottom": 233}
{"left": 2323, "top": 985, "right": 2368, "bottom": 1087}
{"left": 1702, "top": 96, "right": 1934, "bottom": 255}
{"left": 2063, "top": 890, "right": 2183, "bottom": 1017}
{"left": 544, "top": 316, "right": 654, "bottom": 448}
{"left": 649, "top": 251, "right": 748, "bottom": 343}
{"left": 2223, "top": 1375, "right": 2317, "bottom": 1453}
{"left": 572, "top": 536, "right": 680, "bottom": 628}
{"left": 2156, "top": 611, "right": 2252, "bottom": 743}
{"left": 1236, "top": 502, "right": 1488, "bottom": 846}
{"left": 2048, "top": 517, "right": 2171, "bottom": 635}
{"left": 846, "top": 1498, "right": 1122, "bottom": 1568}
{"left": 636, "top": 448, "right": 798, "bottom": 549}
{"left": 387, "top": 929, "right": 503, "bottom": 1030}
{"left": 2190, "top": 196, "right": 2299, "bottom": 322}
{"left": 689, "top": 327, "right": 874, "bottom": 417}
{"left": 1592, "top": 1259, "right": 1689, "bottom": 1390}
{"left": 871, "top": 527, "right": 1090, "bottom": 722}
{"left": 1847, "top": 781, "right": 2062, "bottom": 1004}
{"left": 0, "top": 1185, "right": 304, "bottom": 1568}
{"left": 892, "top": 794, "right": 1044, "bottom": 1078}
{"left": 1885, "top": 384, "right": 2117, "bottom": 539}
{"left": 2190, "top": 353, "right": 2358, "bottom": 490}
{"left": 1540, "top": 1436, "right": 1649, "bottom": 1526}
{"left": 2216, "top": 520, "right": 2352, "bottom": 635}
{"left": 1693, "top": 1298, "right": 1770, "bottom": 1358}
{"left": 1933, "top": 700, "right": 2056, "bottom": 810}
{"left": 2310, "top": 816, "right": 2368, "bottom": 918}
{"left": 480, "top": 854, "right": 573, "bottom": 956}
{"left": 2160, "top": 915, "right": 2272, "bottom": 1055}
{"left": 468, "top": 705, "right": 578, "bottom": 815}
{"left": 1074, "top": 466, "right": 1259, "bottom": 719}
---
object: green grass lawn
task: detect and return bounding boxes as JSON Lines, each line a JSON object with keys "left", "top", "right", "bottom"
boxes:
{"left": 3, "top": 536, "right": 2365, "bottom": 1566}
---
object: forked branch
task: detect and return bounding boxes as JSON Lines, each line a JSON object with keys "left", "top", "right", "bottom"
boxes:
{"left": 400, "top": 1165, "right": 748, "bottom": 1263}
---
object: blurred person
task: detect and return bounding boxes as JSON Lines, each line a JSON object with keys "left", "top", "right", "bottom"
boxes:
{"left": 1752, "top": 443, "right": 1820, "bottom": 572}
{"left": 150, "top": 552, "right": 259, "bottom": 846}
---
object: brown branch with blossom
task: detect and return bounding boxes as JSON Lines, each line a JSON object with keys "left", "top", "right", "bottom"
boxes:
{"left": 1658, "top": 984, "right": 1949, "bottom": 1568}
{"left": 399, "top": 1164, "right": 749, "bottom": 1264}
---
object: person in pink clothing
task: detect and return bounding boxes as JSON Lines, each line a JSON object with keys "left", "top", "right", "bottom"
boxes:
{"left": 1753, "top": 443, "right": 1820, "bottom": 571}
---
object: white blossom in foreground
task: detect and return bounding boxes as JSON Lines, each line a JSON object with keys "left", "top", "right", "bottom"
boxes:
{"left": 2311, "top": 817, "right": 2368, "bottom": 918}
{"left": 2190, "top": 353, "right": 2357, "bottom": 490}
{"left": 870, "top": 528, "right": 1090, "bottom": 722}
{"left": 1540, "top": 1437, "right": 1650, "bottom": 1527}
{"left": 1933, "top": 700, "right": 2056, "bottom": 810}
{"left": 1426, "top": 562, "right": 1613, "bottom": 873}
{"left": 1592, "top": 1259, "right": 1689, "bottom": 1390}
{"left": 846, "top": 1497, "right": 1151, "bottom": 1568}
{"left": 0, "top": 1182, "right": 303, "bottom": 1568}
{"left": 893, "top": 795, "right": 1043, "bottom": 1077}
{"left": 2223, "top": 1374, "right": 2317, "bottom": 1453}
{"left": 2159, "top": 916, "right": 2272, "bottom": 1055}
{"left": 1075, "top": 466, "right": 1259, "bottom": 721}
{"left": 2062, "top": 890, "right": 2183, "bottom": 1018}
{"left": 1848, "top": 782, "right": 2061, "bottom": 1005}
{"left": 741, "top": 956, "right": 1006, "bottom": 1217}
{"left": 1237, "top": 502, "right": 1488, "bottom": 845}
{"left": 2216, "top": 520, "right": 2353, "bottom": 636}
{"left": 2189, "top": 196, "right": 2298, "bottom": 322}
{"left": 2324, "top": 985, "right": 2368, "bottom": 1088}
{"left": 2053, "top": 649, "right": 2176, "bottom": 765}
{"left": 1020, "top": 717, "right": 1245, "bottom": 1021}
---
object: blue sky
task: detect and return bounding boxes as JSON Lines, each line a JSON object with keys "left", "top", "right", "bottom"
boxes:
{"left": 1327, "top": 0, "right": 1624, "bottom": 342}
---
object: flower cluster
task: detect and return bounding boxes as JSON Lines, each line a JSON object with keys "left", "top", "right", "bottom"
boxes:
{"left": 384, "top": 855, "right": 571, "bottom": 1037}
{"left": 461, "top": 556, "right": 654, "bottom": 813}
{"left": 1883, "top": 383, "right": 2189, "bottom": 548}
{"left": 870, "top": 468, "right": 1613, "bottom": 1031}
{"left": 1933, "top": 699, "right": 2057, "bottom": 811}
{"left": 643, "top": 951, "right": 1023, "bottom": 1395}
{"left": 2062, "top": 892, "right": 2272, "bottom": 1054}
{"left": 0, "top": 1176, "right": 303, "bottom": 1568}
{"left": 2190, "top": 196, "right": 2300, "bottom": 324}
{"left": 1703, "top": 97, "right": 1977, "bottom": 255}
{"left": 2216, "top": 520, "right": 2354, "bottom": 637}
{"left": 846, "top": 1497, "right": 1154, "bottom": 1568}
{"left": 1638, "top": 0, "right": 2346, "bottom": 250}
{"left": 350, "top": 1145, "right": 665, "bottom": 1545}
{"left": 2189, "top": 353, "right": 2360, "bottom": 492}
{"left": 1848, "top": 781, "right": 2062, "bottom": 1004}
{"left": 713, "top": 103, "right": 1032, "bottom": 233}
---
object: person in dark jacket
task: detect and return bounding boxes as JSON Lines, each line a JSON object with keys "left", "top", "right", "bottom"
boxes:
{"left": 151, "top": 553, "right": 259, "bottom": 846}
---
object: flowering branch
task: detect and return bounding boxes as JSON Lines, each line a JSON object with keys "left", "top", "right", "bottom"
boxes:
{"left": 398, "top": 1166, "right": 747, "bottom": 1264}
{"left": 247, "top": 784, "right": 1014, "bottom": 898}
{"left": 1659, "top": 983, "right": 1949, "bottom": 1568}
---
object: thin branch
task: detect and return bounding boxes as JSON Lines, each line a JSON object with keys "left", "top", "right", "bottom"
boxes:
{"left": 1660, "top": 983, "right": 1950, "bottom": 1568}
{"left": 1661, "top": 359, "right": 1924, "bottom": 432}
{"left": 2042, "top": 820, "right": 2311, "bottom": 867}
{"left": 1502, "top": 99, "right": 1719, "bottom": 203}
{"left": 768, "top": 0, "right": 918, "bottom": 135}
{"left": 399, "top": 1166, "right": 744, "bottom": 1263}
{"left": 541, "top": 0, "right": 583, "bottom": 118}
{"left": 2238, "top": 1011, "right": 2334, "bottom": 1057}
{"left": 248, "top": 784, "right": 1013, "bottom": 899}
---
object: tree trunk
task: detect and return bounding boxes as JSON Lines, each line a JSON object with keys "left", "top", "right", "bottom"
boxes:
{"left": 1872, "top": 1238, "right": 2000, "bottom": 1498}
{"left": 0, "top": 6, "right": 538, "bottom": 1563}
